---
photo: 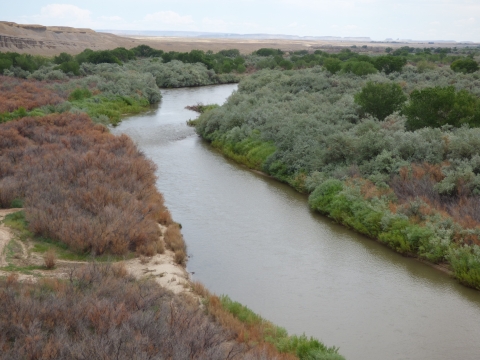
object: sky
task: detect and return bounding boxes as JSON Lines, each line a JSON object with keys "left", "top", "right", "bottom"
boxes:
{"left": 2, "top": 0, "right": 480, "bottom": 42}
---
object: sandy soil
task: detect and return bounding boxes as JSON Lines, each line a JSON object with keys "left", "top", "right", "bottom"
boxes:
{"left": 123, "top": 224, "right": 192, "bottom": 295}
{"left": 124, "top": 251, "right": 191, "bottom": 295}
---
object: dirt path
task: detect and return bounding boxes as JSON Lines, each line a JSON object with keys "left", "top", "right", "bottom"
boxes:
{"left": 0, "top": 209, "right": 22, "bottom": 267}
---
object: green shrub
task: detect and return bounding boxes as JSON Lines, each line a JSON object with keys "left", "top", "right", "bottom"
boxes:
{"left": 416, "top": 60, "right": 436, "bottom": 72}
{"left": 68, "top": 88, "right": 92, "bottom": 101}
{"left": 354, "top": 82, "right": 407, "bottom": 120}
{"left": 58, "top": 60, "right": 80, "bottom": 75}
{"left": 448, "top": 246, "right": 480, "bottom": 289}
{"left": 403, "top": 86, "right": 480, "bottom": 130}
{"left": 10, "top": 198, "right": 24, "bottom": 208}
{"left": 374, "top": 56, "right": 407, "bottom": 74}
{"left": 451, "top": 58, "right": 479, "bottom": 74}
{"left": 256, "top": 48, "right": 284, "bottom": 57}
{"left": 323, "top": 58, "right": 342, "bottom": 74}
{"left": 342, "top": 60, "right": 378, "bottom": 76}
{"left": 308, "top": 180, "right": 344, "bottom": 214}
{"left": 54, "top": 52, "right": 74, "bottom": 64}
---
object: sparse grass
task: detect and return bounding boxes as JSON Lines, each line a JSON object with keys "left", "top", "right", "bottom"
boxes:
{"left": 0, "top": 264, "right": 44, "bottom": 275}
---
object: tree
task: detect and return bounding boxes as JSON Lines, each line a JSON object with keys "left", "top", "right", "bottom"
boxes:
{"left": 87, "top": 50, "right": 122, "bottom": 65}
{"left": 354, "top": 82, "right": 407, "bottom": 120}
{"left": 54, "top": 52, "right": 74, "bottom": 64}
{"left": 323, "top": 58, "right": 342, "bottom": 74}
{"left": 342, "top": 61, "right": 378, "bottom": 76}
{"left": 374, "top": 56, "right": 407, "bottom": 74}
{"left": 451, "top": 58, "right": 479, "bottom": 74}
{"left": 58, "top": 60, "right": 80, "bottom": 76}
{"left": 0, "top": 58, "right": 13, "bottom": 73}
{"left": 403, "top": 86, "right": 480, "bottom": 130}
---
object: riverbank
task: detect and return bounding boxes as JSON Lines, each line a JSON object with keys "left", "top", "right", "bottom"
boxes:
{"left": 201, "top": 137, "right": 474, "bottom": 282}
{"left": 193, "top": 68, "right": 480, "bottom": 291}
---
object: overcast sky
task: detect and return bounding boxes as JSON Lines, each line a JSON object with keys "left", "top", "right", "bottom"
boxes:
{"left": 3, "top": 0, "right": 480, "bottom": 41}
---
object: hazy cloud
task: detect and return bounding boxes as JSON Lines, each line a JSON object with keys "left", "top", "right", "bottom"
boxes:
{"left": 144, "top": 11, "right": 194, "bottom": 25}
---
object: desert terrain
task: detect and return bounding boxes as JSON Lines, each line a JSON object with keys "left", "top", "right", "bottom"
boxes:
{"left": 0, "top": 21, "right": 472, "bottom": 56}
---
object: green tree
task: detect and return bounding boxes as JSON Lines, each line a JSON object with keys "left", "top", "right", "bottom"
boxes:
{"left": 451, "top": 58, "right": 479, "bottom": 74}
{"left": 342, "top": 60, "right": 378, "bottom": 76}
{"left": 54, "top": 52, "right": 74, "bottom": 64}
{"left": 0, "top": 58, "right": 13, "bottom": 73}
{"left": 403, "top": 86, "right": 480, "bottom": 130}
{"left": 87, "top": 50, "right": 122, "bottom": 65}
{"left": 58, "top": 60, "right": 80, "bottom": 75}
{"left": 374, "top": 56, "right": 407, "bottom": 74}
{"left": 354, "top": 82, "right": 407, "bottom": 120}
{"left": 323, "top": 58, "right": 342, "bottom": 74}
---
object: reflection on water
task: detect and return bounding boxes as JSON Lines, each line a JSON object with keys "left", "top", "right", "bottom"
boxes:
{"left": 113, "top": 84, "right": 480, "bottom": 360}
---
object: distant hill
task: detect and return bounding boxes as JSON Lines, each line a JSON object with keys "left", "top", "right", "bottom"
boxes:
{"left": 0, "top": 21, "right": 139, "bottom": 55}
{"left": 101, "top": 29, "right": 372, "bottom": 42}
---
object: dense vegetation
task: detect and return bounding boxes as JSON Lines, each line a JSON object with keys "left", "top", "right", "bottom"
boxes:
{"left": 0, "top": 113, "right": 175, "bottom": 257}
{"left": 194, "top": 63, "right": 480, "bottom": 289}
{"left": 0, "top": 263, "right": 285, "bottom": 359}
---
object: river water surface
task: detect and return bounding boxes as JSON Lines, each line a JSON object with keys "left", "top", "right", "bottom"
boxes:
{"left": 112, "top": 84, "right": 480, "bottom": 360}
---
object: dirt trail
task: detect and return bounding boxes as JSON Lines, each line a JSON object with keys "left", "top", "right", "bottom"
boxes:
{"left": 0, "top": 209, "right": 22, "bottom": 267}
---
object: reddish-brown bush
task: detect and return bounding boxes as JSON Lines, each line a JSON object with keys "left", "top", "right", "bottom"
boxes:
{"left": 0, "top": 76, "right": 66, "bottom": 112}
{"left": 0, "top": 263, "right": 252, "bottom": 359}
{"left": 44, "top": 249, "right": 56, "bottom": 269}
{"left": 391, "top": 162, "right": 480, "bottom": 230}
{"left": 164, "top": 223, "right": 187, "bottom": 264}
{"left": 0, "top": 113, "right": 173, "bottom": 255}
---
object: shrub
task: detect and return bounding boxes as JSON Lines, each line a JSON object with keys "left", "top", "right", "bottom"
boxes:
{"left": 451, "top": 58, "right": 479, "bottom": 74}
{"left": 0, "top": 263, "right": 254, "bottom": 359}
{"left": 58, "top": 60, "right": 80, "bottom": 75}
{"left": 0, "top": 113, "right": 174, "bottom": 256}
{"left": 374, "top": 56, "right": 407, "bottom": 74}
{"left": 354, "top": 81, "right": 407, "bottom": 120}
{"left": 403, "top": 86, "right": 480, "bottom": 130}
{"left": 342, "top": 60, "right": 378, "bottom": 76}
{"left": 43, "top": 249, "right": 56, "bottom": 269}
{"left": 256, "top": 48, "right": 284, "bottom": 57}
{"left": 416, "top": 60, "right": 436, "bottom": 72}
{"left": 323, "top": 58, "right": 342, "bottom": 74}
{"left": 68, "top": 87, "right": 92, "bottom": 101}
{"left": 54, "top": 52, "right": 74, "bottom": 64}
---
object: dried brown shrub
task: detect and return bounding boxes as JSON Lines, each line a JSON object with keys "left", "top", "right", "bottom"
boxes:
{"left": 164, "top": 223, "right": 187, "bottom": 264}
{"left": 0, "top": 263, "right": 251, "bottom": 359}
{"left": 0, "top": 76, "right": 66, "bottom": 113}
{"left": 391, "top": 161, "right": 480, "bottom": 229}
{"left": 0, "top": 113, "right": 180, "bottom": 256}
{"left": 43, "top": 249, "right": 56, "bottom": 269}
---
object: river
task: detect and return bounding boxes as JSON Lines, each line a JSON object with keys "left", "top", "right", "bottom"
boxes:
{"left": 112, "top": 84, "right": 480, "bottom": 360}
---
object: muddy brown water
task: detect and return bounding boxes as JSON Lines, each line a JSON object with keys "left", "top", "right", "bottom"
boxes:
{"left": 112, "top": 84, "right": 480, "bottom": 360}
